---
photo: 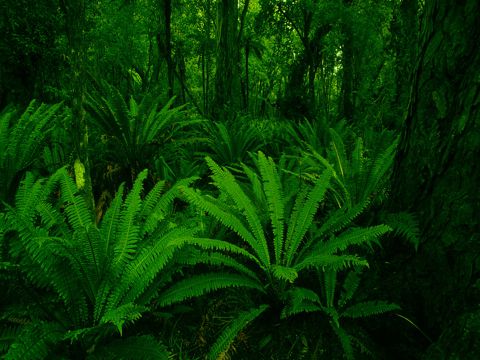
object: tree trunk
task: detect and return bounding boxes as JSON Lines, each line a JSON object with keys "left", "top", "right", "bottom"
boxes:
{"left": 61, "top": 0, "right": 94, "bottom": 214}
{"left": 391, "top": 0, "right": 480, "bottom": 346}
{"left": 157, "top": 0, "right": 174, "bottom": 97}
{"left": 213, "top": 0, "right": 239, "bottom": 120}
{"left": 340, "top": 0, "right": 354, "bottom": 122}
{"left": 391, "top": 0, "right": 418, "bottom": 120}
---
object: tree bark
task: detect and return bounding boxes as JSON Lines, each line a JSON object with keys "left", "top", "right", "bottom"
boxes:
{"left": 213, "top": 0, "right": 240, "bottom": 120}
{"left": 340, "top": 0, "right": 354, "bottom": 122}
{"left": 391, "top": 0, "right": 480, "bottom": 344}
{"left": 157, "top": 0, "right": 174, "bottom": 97}
{"left": 61, "top": 0, "right": 94, "bottom": 214}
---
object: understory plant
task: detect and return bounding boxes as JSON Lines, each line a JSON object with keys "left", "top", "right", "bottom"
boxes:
{"left": 179, "top": 151, "right": 398, "bottom": 358}
{"left": 0, "top": 100, "right": 62, "bottom": 205}
{"left": 85, "top": 82, "right": 203, "bottom": 183}
{"left": 0, "top": 167, "right": 257, "bottom": 359}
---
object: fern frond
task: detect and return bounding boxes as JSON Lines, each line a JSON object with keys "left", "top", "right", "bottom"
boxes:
{"left": 282, "top": 287, "right": 321, "bottom": 319}
{"left": 294, "top": 254, "right": 368, "bottom": 272}
{"left": 88, "top": 335, "right": 169, "bottom": 360}
{"left": 315, "top": 197, "right": 371, "bottom": 238}
{"left": 324, "top": 269, "right": 337, "bottom": 308}
{"left": 58, "top": 168, "right": 93, "bottom": 230}
{"left": 270, "top": 264, "right": 298, "bottom": 283}
{"left": 180, "top": 187, "right": 264, "bottom": 267}
{"left": 257, "top": 152, "right": 285, "bottom": 264}
{"left": 329, "top": 128, "right": 349, "bottom": 180}
{"left": 318, "top": 225, "right": 391, "bottom": 255}
{"left": 363, "top": 137, "right": 398, "bottom": 198}
{"left": 100, "top": 303, "right": 147, "bottom": 335}
{"left": 208, "top": 305, "right": 268, "bottom": 360}
{"left": 0, "top": 324, "right": 21, "bottom": 354}
{"left": 177, "top": 249, "right": 259, "bottom": 281}
{"left": 14, "top": 173, "right": 46, "bottom": 222}
{"left": 206, "top": 157, "right": 270, "bottom": 266}
{"left": 341, "top": 301, "right": 400, "bottom": 319}
{"left": 99, "top": 183, "right": 125, "bottom": 258}
{"left": 4, "top": 321, "right": 63, "bottom": 360}
{"left": 139, "top": 180, "right": 166, "bottom": 220}
{"left": 285, "top": 168, "right": 332, "bottom": 266}
{"left": 331, "top": 322, "right": 354, "bottom": 360}
{"left": 112, "top": 170, "right": 147, "bottom": 274}
{"left": 185, "top": 238, "right": 259, "bottom": 265}
{"left": 104, "top": 227, "right": 194, "bottom": 315}
{"left": 158, "top": 273, "right": 264, "bottom": 307}
{"left": 338, "top": 271, "right": 361, "bottom": 307}
{"left": 141, "top": 176, "right": 199, "bottom": 236}
{"left": 383, "top": 212, "right": 420, "bottom": 250}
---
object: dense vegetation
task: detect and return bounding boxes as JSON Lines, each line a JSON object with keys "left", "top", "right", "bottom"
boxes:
{"left": 1, "top": 0, "right": 479, "bottom": 359}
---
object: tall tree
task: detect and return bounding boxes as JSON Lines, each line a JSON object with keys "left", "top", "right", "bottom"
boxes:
{"left": 213, "top": 0, "right": 240, "bottom": 119}
{"left": 340, "top": 0, "right": 354, "bottom": 122}
{"left": 61, "top": 0, "right": 94, "bottom": 212}
{"left": 157, "top": 0, "right": 174, "bottom": 97}
{"left": 392, "top": 0, "right": 480, "bottom": 347}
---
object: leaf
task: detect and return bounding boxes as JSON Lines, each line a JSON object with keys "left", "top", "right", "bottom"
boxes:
{"left": 342, "top": 301, "right": 400, "bottom": 319}
{"left": 208, "top": 305, "right": 268, "bottom": 360}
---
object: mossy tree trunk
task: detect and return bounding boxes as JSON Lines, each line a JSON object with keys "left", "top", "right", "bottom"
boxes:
{"left": 61, "top": 0, "right": 94, "bottom": 214}
{"left": 213, "top": 0, "right": 240, "bottom": 120}
{"left": 391, "top": 0, "right": 480, "bottom": 346}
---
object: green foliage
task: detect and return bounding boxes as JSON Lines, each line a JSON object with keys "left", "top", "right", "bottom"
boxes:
{"left": 199, "top": 120, "right": 264, "bottom": 166}
{"left": 0, "top": 168, "right": 212, "bottom": 358}
{"left": 0, "top": 100, "right": 63, "bottom": 204}
{"left": 303, "top": 128, "right": 399, "bottom": 207}
{"left": 180, "top": 151, "right": 393, "bottom": 357}
{"left": 85, "top": 82, "right": 202, "bottom": 180}
{"left": 208, "top": 304, "right": 269, "bottom": 360}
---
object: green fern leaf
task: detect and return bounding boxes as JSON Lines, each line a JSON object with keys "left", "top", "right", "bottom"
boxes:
{"left": 270, "top": 264, "right": 298, "bottom": 283}
{"left": 5, "top": 322, "right": 63, "bottom": 360}
{"left": 100, "top": 303, "right": 147, "bottom": 335}
{"left": 158, "top": 273, "right": 264, "bottom": 307}
{"left": 58, "top": 168, "right": 92, "bottom": 230}
{"left": 180, "top": 187, "right": 265, "bottom": 267}
{"left": 285, "top": 168, "right": 332, "bottom": 266}
{"left": 331, "top": 322, "right": 354, "bottom": 360}
{"left": 282, "top": 287, "right": 321, "bottom": 318}
{"left": 112, "top": 170, "right": 147, "bottom": 273}
{"left": 208, "top": 304, "right": 268, "bottom": 360}
{"left": 206, "top": 157, "right": 270, "bottom": 266}
{"left": 318, "top": 225, "right": 392, "bottom": 255}
{"left": 88, "top": 335, "right": 169, "bottom": 360}
{"left": 99, "top": 183, "right": 125, "bottom": 257}
{"left": 342, "top": 301, "right": 400, "bottom": 319}
{"left": 257, "top": 152, "right": 285, "bottom": 264}
{"left": 294, "top": 254, "right": 368, "bottom": 272}
{"left": 338, "top": 270, "right": 361, "bottom": 307}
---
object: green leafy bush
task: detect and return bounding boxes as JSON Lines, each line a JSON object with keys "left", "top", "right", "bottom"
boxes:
{"left": 180, "top": 151, "right": 395, "bottom": 358}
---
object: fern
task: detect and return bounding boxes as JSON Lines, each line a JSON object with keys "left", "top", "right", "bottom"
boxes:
{"left": 282, "top": 287, "right": 321, "bottom": 318}
{"left": 342, "top": 301, "right": 400, "bottom": 319}
{"left": 112, "top": 169, "right": 147, "bottom": 274}
{"left": 87, "top": 335, "right": 169, "bottom": 360}
{"left": 316, "top": 225, "right": 392, "bottom": 256}
{"left": 0, "top": 101, "right": 62, "bottom": 204}
{"left": 158, "top": 272, "right": 265, "bottom": 307}
{"left": 100, "top": 303, "right": 147, "bottom": 335}
{"left": 208, "top": 305, "right": 268, "bottom": 360}
{"left": 257, "top": 152, "right": 285, "bottom": 263}
{"left": 383, "top": 211, "right": 420, "bottom": 250}
{"left": 85, "top": 82, "right": 191, "bottom": 176}
{"left": 285, "top": 168, "right": 332, "bottom": 266}
{"left": 4, "top": 168, "right": 228, "bottom": 357}
{"left": 4, "top": 322, "right": 63, "bottom": 360}
{"left": 206, "top": 157, "right": 270, "bottom": 266}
